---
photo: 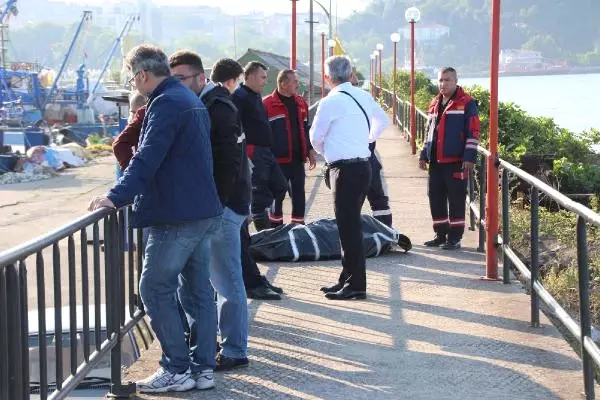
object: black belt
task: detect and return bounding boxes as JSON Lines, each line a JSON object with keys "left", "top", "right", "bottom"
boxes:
{"left": 327, "top": 157, "right": 370, "bottom": 169}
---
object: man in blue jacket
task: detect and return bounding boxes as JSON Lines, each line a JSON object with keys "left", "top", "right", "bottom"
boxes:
{"left": 88, "top": 44, "right": 222, "bottom": 393}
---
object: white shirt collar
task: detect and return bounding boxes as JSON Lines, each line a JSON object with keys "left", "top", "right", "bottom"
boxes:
{"left": 330, "top": 82, "right": 353, "bottom": 93}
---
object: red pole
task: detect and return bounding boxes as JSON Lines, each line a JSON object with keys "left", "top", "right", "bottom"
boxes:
{"left": 410, "top": 21, "right": 416, "bottom": 154}
{"left": 392, "top": 41, "right": 397, "bottom": 125}
{"left": 321, "top": 32, "right": 325, "bottom": 98}
{"left": 485, "top": 0, "right": 501, "bottom": 279}
{"left": 291, "top": 0, "right": 297, "bottom": 69}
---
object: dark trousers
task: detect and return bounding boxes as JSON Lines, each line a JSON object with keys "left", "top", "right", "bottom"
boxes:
{"left": 271, "top": 161, "right": 306, "bottom": 224}
{"left": 427, "top": 162, "right": 467, "bottom": 241}
{"left": 331, "top": 161, "right": 372, "bottom": 291}
{"left": 367, "top": 151, "right": 392, "bottom": 227}
{"left": 240, "top": 219, "right": 264, "bottom": 289}
{"left": 250, "top": 146, "right": 288, "bottom": 230}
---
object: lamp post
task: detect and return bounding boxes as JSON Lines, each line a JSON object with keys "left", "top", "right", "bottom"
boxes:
{"left": 327, "top": 38, "right": 336, "bottom": 57}
{"left": 313, "top": 0, "right": 333, "bottom": 41}
{"left": 290, "top": 0, "right": 298, "bottom": 69}
{"left": 372, "top": 50, "right": 379, "bottom": 97}
{"left": 376, "top": 43, "right": 383, "bottom": 90}
{"left": 370, "top": 53, "right": 376, "bottom": 96}
{"left": 390, "top": 32, "right": 400, "bottom": 125}
{"left": 321, "top": 31, "right": 326, "bottom": 98}
{"left": 485, "top": 0, "right": 501, "bottom": 281}
{"left": 405, "top": 6, "right": 420, "bottom": 155}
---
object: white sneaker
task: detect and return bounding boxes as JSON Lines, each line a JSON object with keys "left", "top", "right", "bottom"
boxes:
{"left": 136, "top": 367, "right": 196, "bottom": 393}
{"left": 192, "top": 369, "right": 215, "bottom": 390}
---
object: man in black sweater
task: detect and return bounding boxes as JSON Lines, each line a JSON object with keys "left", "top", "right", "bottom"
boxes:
{"left": 231, "top": 61, "right": 288, "bottom": 232}
{"left": 232, "top": 61, "right": 286, "bottom": 300}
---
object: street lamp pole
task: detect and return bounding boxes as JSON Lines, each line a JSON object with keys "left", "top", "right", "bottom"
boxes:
{"left": 405, "top": 7, "right": 420, "bottom": 155}
{"left": 390, "top": 33, "right": 400, "bottom": 125}
{"left": 370, "top": 54, "right": 375, "bottom": 96}
{"left": 376, "top": 43, "right": 383, "bottom": 90}
{"left": 313, "top": 0, "right": 332, "bottom": 41}
{"left": 485, "top": 0, "right": 501, "bottom": 280}
{"left": 290, "top": 0, "right": 298, "bottom": 69}
{"left": 321, "top": 32, "right": 326, "bottom": 98}
{"left": 372, "top": 50, "right": 379, "bottom": 97}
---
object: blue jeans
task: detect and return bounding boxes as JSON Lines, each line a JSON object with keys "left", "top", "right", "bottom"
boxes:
{"left": 139, "top": 216, "right": 221, "bottom": 374}
{"left": 209, "top": 207, "right": 248, "bottom": 359}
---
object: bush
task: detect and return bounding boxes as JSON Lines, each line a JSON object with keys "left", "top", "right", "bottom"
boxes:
{"left": 381, "top": 74, "right": 600, "bottom": 193}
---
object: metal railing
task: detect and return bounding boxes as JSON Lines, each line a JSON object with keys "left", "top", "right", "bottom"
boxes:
{"left": 0, "top": 206, "right": 146, "bottom": 400}
{"left": 371, "top": 83, "right": 428, "bottom": 148}
{"left": 375, "top": 84, "right": 600, "bottom": 399}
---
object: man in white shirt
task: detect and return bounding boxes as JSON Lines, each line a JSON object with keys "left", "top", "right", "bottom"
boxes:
{"left": 309, "top": 56, "right": 389, "bottom": 300}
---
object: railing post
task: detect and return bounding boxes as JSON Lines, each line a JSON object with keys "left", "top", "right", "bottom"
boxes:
{"left": 577, "top": 216, "right": 595, "bottom": 399}
{"left": 502, "top": 169, "right": 511, "bottom": 284}
{"left": 530, "top": 187, "right": 540, "bottom": 328}
{"left": 0, "top": 265, "right": 8, "bottom": 400}
{"left": 4, "top": 262, "right": 27, "bottom": 400}
{"left": 478, "top": 157, "right": 486, "bottom": 252}
{"left": 107, "top": 212, "right": 137, "bottom": 399}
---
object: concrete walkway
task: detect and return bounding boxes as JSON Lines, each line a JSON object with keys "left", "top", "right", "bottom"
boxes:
{"left": 124, "top": 124, "right": 590, "bottom": 399}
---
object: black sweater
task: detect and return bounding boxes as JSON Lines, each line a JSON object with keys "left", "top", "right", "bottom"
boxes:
{"left": 202, "top": 85, "right": 251, "bottom": 215}
{"left": 231, "top": 84, "right": 272, "bottom": 147}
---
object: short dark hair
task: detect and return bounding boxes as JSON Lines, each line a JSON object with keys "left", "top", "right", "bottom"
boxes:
{"left": 125, "top": 44, "right": 170, "bottom": 77}
{"left": 211, "top": 58, "right": 243, "bottom": 83}
{"left": 440, "top": 67, "right": 457, "bottom": 79}
{"left": 168, "top": 49, "right": 205, "bottom": 73}
{"left": 277, "top": 69, "right": 296, "bottom": 85}
{"left": 244, "top": 61, "right": 267, "bottom": 80}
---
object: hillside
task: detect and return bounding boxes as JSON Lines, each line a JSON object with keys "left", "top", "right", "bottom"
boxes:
{"left": 339, "top": 0, "right": 600, "bottom": 73}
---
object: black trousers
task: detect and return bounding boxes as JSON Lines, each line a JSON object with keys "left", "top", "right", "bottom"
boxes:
{"left": 331, "top": 161, "right": 372, "bottom": 291}
{"left": 271, "top": 161, "right": 306, "bottom": 224}
{"left": 240, "top": 218, "right": 264, "bottom": 289}
{"left": 427, "top": 162, "right": 467, "bottom": 241}
{"left": 367, "top": 151, "right": 392, "bottom": 227}
{"left": 251, "top": 146, "right": 288, "bottom": 230}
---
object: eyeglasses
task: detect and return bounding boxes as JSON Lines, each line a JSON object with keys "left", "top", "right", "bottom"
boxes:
{"left": 173, "top": 72, "right": 200, "bottom": 82}
{"left": 128, "top": 70, "right": 142, "bottom": 86}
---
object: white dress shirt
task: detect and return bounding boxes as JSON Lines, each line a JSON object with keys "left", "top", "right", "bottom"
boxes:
{"left": 309, "top": 82, "right": 389, "bottom": 163}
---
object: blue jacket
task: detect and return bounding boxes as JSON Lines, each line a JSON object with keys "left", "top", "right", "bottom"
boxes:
{"left": 419, "top": 86, "right": 480, "bottom": 164}
{"left": 108, "top": 77, "right": 222, "bottom": 228}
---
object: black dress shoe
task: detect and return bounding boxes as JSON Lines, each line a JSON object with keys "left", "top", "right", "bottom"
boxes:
{"left": 442, "top": 239, "right": 461, "bottom": 250}
{"left": 246, "top": 285, "right": 281, "bottom": 300}
{"left": 320, "top": 282, "right": 344, "bottom": 293}
{"left": 261, "top": 276, "right": 283, "bottom": 294}
{"left": 215, "top": 353, "right": 249, "bottom": 371}
{"left": 325, "top": 284, "right": 367, "bottom": 300}
{"left": 424, "top": 235, "right": 446, "bottom": 247}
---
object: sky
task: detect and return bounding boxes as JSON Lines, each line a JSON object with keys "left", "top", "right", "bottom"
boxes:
{"left": 56, "top": 0, "right": 371, "bottom": 18}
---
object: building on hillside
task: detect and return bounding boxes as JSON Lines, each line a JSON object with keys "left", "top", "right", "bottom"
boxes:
{"left": 237, "top": 48, "right": 324, "bottom": 101}
{"left": 499, "top": 49, "right": 543, "bottom": 71}
{"left": 398, "top": 23, "right": 449, "bottom": 42}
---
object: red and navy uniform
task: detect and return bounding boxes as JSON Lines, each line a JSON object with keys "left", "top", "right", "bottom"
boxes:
{"left": 263, "top": 90, "right": 311, "bottom": 225}
{"left": 419, "top": 86, "right": 480, "bottom": 241}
